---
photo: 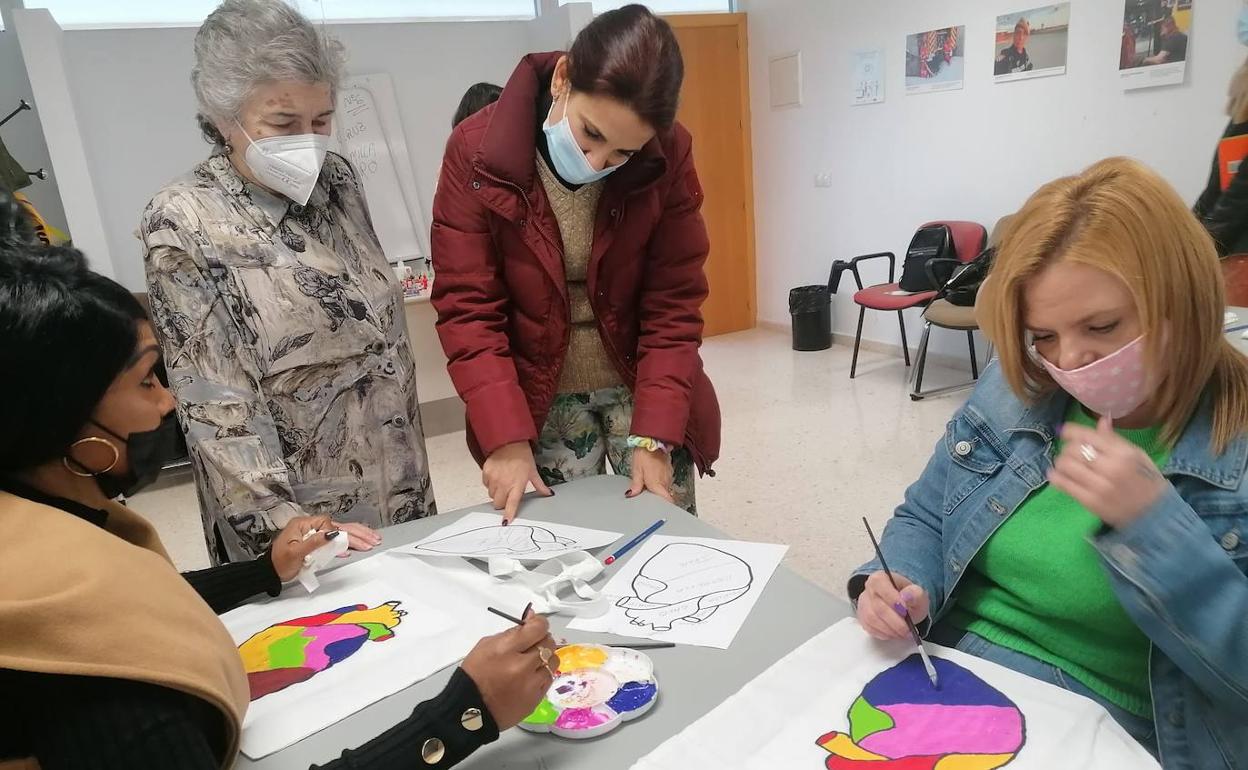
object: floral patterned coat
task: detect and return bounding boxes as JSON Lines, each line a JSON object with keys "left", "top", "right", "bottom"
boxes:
{"left": 141, "top": 152, "right": 437, "bottom": 563}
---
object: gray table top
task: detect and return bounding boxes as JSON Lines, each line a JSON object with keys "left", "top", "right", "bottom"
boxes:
{"left": 239, "top": 474, "right": 851, "bottom": 769}
{"left": 1229, "top": 307, "right": 1248, "bottom": 355}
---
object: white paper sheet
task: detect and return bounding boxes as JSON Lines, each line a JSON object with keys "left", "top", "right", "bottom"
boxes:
{"left": 221, "top": 552, "right": 513, "bottom": 758}
{"left": 398, "top": 511, "right": 622, "bottom": 560}
{"left": 567, "top": 535, "right": 787, "bottom": 649}
{"left": 632, "top": 618, "right": 1160, "bottom": 770}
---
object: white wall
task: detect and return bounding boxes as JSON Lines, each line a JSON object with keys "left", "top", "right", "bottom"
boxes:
{"left": 36, "top": 8, "right": 594, "bottom": 406}
{"left": 741, "top": 0, "right": 1244, "bottom": 359}
{"left": 60, "top": 18, "right": 534, "bottom": 290}
{"left": 0, "top": 1, "right": 66, "bottom": 234}
{"left": 14, "top": 8, "right": 114, "bottom": 277}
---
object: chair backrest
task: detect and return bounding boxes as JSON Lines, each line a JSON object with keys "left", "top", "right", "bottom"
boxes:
{"left": 988, "top": 214, "right": 1015, "bottom": 249}
{"left": 919, "top": 220, "right": 988, "bottom": 264}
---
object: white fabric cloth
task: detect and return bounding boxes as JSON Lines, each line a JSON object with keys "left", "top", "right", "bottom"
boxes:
{"left": 296, "top": 529, "right": 350, "bottom": 592}
{"left": 632, "top": 619, "right": 1159, "bottom": 770}
{"left": 487, "top": 550, "right": 609, "bottom": 616}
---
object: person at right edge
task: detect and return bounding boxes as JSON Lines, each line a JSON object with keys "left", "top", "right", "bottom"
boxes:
{"left": 1194, "top": 3, "right": 1248, "bottom": 257}
{"left": 853, "top": 158, "right": 1248, "bottom": 768}
{"left": 431, "top": 5, "right": 721, "bottom": 521}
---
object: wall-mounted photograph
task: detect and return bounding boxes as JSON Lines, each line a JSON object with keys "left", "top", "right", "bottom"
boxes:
{"left": 1120, "top": 0, "right": 1192, "bottom": 90}
{"left": 905, "top": 26, "right": 966, "bottom": 94}
{"left": 994, "top": 3, "right": 1071, "bottom": 83}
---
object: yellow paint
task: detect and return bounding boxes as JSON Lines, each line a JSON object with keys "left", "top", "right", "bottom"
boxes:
{"left": 556, "top": 644, "right": 608, "bottom": 671}
{"left": 237, "top": 626, "right": 286, "bottom": 670}
{"left": 817, "top": 732, "right": 885, "bottom": 761}
{"left": 934, "top": 753, "right": 1017, "bottom": 770}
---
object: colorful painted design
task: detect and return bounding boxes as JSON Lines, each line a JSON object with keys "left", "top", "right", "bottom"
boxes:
{"left": 816, "top": 654, "right": 1026, "bottom": 769}
{"left": 237, "top": 601, "right": 406, "bottom": 701}
{"left": 519, "top": 644, "right": 659, "bottom": 739}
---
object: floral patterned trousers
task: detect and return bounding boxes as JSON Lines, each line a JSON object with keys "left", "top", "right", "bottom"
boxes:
{"left": 535, "top": 385, "right": 697, "bottom": 514}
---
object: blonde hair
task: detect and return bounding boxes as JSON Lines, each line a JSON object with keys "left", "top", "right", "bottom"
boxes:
{"left": 978, "top": 157, "right": 1248, "bottom": 452}
{"left": 1228, "top": 56, "right": 1248, "bottom": 124}
{"left": 1014, "top": 18, "right": 1031, "bottom": 34}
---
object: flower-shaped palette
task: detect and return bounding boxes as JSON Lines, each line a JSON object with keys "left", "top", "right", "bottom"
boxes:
{"left": 518, "top": 644, "right": 659, "bottom": 739}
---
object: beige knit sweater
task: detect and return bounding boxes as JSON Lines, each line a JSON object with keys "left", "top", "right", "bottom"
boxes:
{"left": 536, "top": 155, "right": 623, "bottom": 394}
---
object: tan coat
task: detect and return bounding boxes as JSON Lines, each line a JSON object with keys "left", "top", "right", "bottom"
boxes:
{"left": 0, "top": 493, "right": 250, "bottom": 769}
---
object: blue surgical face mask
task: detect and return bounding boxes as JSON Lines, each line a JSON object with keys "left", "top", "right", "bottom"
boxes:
{"left": 542, "top": 92, "right": 623, "bottom": 185}
{"left": 1240, "top": 7, "right": 1248, "bottom": 46}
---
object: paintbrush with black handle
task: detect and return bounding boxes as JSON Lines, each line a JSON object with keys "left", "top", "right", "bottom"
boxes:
{"left": 863, "top": 517, "right": 939, "bottom": 689}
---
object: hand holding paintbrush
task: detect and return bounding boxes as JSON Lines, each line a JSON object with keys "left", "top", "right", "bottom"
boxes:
{"left": 860, "top": 518, "right": 940, "bottom": 689}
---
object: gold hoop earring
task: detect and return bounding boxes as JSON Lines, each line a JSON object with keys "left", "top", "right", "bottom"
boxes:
{"left": 63, "top": 436, "right": 120, "bottom": 477}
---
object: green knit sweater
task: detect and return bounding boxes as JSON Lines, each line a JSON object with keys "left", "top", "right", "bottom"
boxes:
{"left": 947, "top": 405, "right": 1168, "bottom": 718}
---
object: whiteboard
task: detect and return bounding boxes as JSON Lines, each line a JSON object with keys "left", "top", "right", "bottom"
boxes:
{"left": 331, "top": 73, "right": 427, "bottom": 261}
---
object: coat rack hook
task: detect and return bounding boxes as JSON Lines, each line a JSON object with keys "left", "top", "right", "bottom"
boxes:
{"left": 0, "top": 99, "right": 33, "bottom": 128}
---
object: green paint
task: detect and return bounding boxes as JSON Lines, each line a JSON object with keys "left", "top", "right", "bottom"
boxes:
{"left": 848, "top": 695, "right": 893, "bottom": 742}
{"left": 268, "top": 629, "right": 311, "bottom": 668}
{"left": 361, "top": 622, "right": 394, "bottom": 641}
{"left": 523, "top": 698, "right": 560, "bottom": 726}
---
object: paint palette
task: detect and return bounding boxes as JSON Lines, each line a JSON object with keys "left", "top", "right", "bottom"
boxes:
{"left": 518, "top": 644, "right": 659, "bottom": 739}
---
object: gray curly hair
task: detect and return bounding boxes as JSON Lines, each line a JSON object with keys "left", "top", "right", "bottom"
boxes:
{"left": 192, "top": 0, "right": 345, "bottom": 147}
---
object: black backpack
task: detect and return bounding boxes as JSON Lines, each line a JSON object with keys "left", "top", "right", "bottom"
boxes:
{"left": 936, "top": 246, "right": 995, "bottom": 307}
{"left": 898, "top": 225, "right": 958, "bottom": 292}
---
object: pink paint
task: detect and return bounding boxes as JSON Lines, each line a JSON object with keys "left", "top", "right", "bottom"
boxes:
{"left": 300, "top": 624, "right": 364, "bottom": 669}
{"left": 860, "top": 704, "right": 1024, "bottom": 757}
{"left": 554, "top": 705, "right": 614, "bottom": 731}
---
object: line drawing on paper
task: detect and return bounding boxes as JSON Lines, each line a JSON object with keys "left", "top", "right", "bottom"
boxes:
{"left": 238, "top": 601, "right": 406, "bottom": 701}
{"left": 411, "top": 525, "right": 576, "bottom": 557}
{"left": 616, "top": 542, "right": 754, "bottom": 631}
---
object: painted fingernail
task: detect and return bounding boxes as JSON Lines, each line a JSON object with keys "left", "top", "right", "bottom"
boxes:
{"left": 502, "top": 519, "right": 510, "bottom": 527}
{"left": 893, "top": 601, "right": 909, "bottom": 618}
{"left": 523, "top": 602, "right": 533, "bottom": 619}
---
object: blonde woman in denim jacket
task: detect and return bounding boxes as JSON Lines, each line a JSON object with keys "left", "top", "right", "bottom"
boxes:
{"left": 851, "top": 158, "right": 1248, "bottom": 769}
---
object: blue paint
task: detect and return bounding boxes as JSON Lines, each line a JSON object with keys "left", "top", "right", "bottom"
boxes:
{"left": 606, "top": 680, "right": 657, "bottom": 713}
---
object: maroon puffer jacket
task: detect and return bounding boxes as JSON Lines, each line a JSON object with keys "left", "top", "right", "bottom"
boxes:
{"left": 430, "top": 52, "right": 720, "bottom": 475}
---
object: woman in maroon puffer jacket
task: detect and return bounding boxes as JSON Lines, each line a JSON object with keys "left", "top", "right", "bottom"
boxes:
{"left": 431, "top": 5, "right": 720, "bottom": 521}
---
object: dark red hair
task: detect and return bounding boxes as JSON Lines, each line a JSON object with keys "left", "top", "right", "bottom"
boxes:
{"left": 566, "top": 4, "right": 684, "bottom": 131}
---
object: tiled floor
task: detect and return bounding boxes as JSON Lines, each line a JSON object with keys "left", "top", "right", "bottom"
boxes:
{"left": 134, "top": 328, "right": 971, "bottom": 599}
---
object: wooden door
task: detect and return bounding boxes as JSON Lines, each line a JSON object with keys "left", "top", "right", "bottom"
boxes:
{"left": 668, "top": 13, "right": 756, "bottom": 336}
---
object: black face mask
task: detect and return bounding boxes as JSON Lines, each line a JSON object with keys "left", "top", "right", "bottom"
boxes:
{"left": 87, "top": 414, "right": 182, "bottom": 499}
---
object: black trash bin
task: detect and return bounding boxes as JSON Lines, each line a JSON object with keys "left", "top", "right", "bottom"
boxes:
{"left": 789, "top": 285, "right": 832, "bottom": 351}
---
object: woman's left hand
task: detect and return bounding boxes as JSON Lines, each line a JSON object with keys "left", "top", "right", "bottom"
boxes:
{"left": 627, "top": 447, "right": 674, "bottom": 503}
{"left": 270, "top": 515, "right": 383, "bottom": 581}
{"left": 1048, "top": 415, "right": 1168, "bottom": 529}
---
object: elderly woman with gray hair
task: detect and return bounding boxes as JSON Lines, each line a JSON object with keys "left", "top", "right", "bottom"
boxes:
{"left": 141, "top": 0, "right": 437, "bottom": 564}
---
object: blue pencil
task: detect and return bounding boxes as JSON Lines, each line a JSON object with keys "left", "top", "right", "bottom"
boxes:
{"left": 604, "top": 519, "right": 666, "bottom": 565}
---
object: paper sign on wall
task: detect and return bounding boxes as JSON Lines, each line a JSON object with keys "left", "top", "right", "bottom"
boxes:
{"left": 331, "top": 73, "right": 427, "bottom": 261}
{"left": 851, "top": 48, "right": 885, "bottom": 106}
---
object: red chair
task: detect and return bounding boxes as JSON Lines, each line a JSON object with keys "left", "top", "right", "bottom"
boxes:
{"left": 847, "top": 221, "right": 988, "bottom": 379}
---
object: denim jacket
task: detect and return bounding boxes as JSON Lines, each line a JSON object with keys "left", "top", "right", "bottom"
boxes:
{"left": 849, "top": 363, "right": 1248, "bottom": 770}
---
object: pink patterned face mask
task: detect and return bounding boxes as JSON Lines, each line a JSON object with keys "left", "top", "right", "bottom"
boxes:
{"left": 1036, "top": 335, "right": 1153, "bottom": 419}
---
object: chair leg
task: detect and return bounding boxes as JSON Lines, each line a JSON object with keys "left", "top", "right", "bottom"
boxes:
{"left": 968, "top": 331, "right": 979, "bottom": 380}
{"left": 897, "top": 312, "right": 911, "bottom": 367}
{"left": 909, "top": 322, "right": 932, "bottom": 399}
{"left": 850, "top": 307, "right": 865, "bottom": 379}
